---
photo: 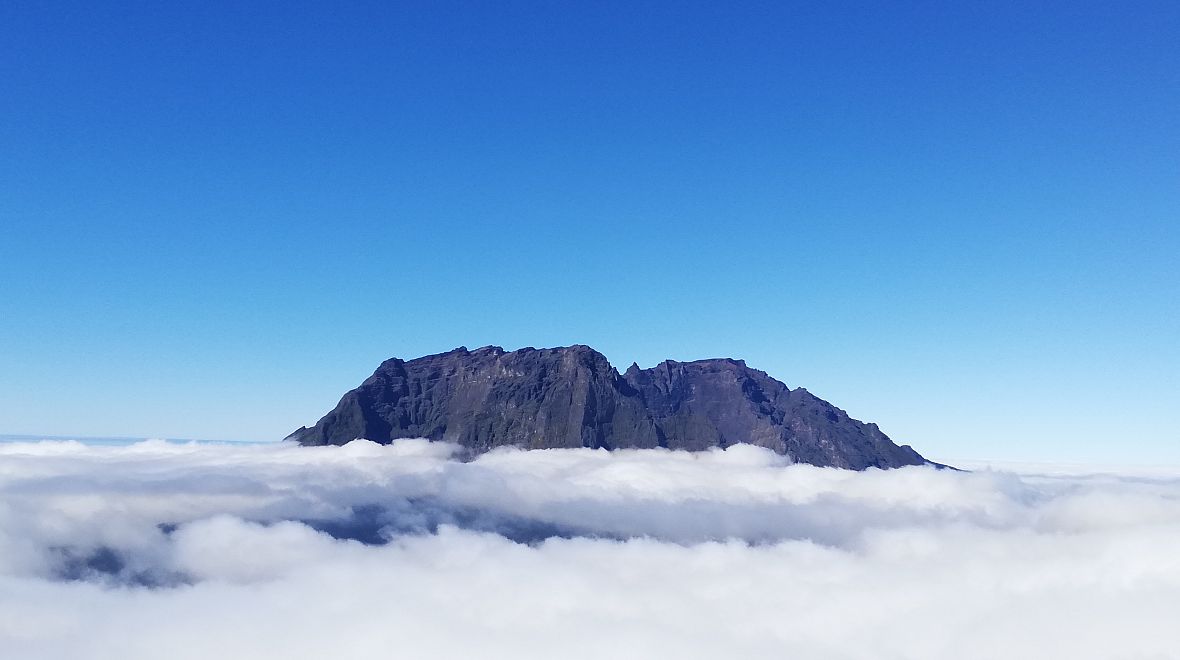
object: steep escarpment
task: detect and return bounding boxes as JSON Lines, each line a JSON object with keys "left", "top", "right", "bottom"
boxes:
{"left": 287, "top": 345, "right": 929, "bottom": 469}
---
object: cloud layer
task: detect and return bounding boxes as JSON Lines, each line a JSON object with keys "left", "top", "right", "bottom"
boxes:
{"left": 2, "top": 439, "right": 1178, "bottom": 659}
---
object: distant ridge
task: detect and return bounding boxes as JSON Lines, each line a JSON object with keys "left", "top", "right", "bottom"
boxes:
{"left": 287, "top": 345, "right": 931, "bottom": 470}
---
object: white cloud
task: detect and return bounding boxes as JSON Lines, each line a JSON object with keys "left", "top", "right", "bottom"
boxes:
{"left": 1, "top": 439, "right": 1178, "bottom": 659}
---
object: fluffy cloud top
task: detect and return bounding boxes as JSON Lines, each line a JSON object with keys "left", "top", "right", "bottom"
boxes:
{"left": 1, "top": 439, "right": 1178, "bottom": 659}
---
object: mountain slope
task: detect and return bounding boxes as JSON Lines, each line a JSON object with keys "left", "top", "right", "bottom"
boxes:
{"left": 286, "top": 345, "right": 930, "bottom": 469}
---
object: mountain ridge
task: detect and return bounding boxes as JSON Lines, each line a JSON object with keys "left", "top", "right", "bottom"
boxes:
{"left": 287, "top": 345, "right": 931, "bottom": 470}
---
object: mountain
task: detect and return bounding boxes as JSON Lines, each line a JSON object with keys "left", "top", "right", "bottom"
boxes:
{"left": 286, "top": 345, "right": 931, "bottom": 469}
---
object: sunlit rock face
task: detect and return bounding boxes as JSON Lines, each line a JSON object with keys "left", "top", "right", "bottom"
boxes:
{"left": 286, "top": 345, "right": 928, "bottom": 470}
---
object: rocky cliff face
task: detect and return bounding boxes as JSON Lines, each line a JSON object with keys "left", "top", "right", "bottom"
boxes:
{"left": 286, "top": 345, "right": 930, "bottom": 469}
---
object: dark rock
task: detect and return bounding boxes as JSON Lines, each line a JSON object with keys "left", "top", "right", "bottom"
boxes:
{"left": 286, "top": 345, "right": 932, "bottom": 470}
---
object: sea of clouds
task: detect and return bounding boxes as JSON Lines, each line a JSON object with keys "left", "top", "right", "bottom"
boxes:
{"left": 1, "top": 438, "right": 1178, "bottom": 659}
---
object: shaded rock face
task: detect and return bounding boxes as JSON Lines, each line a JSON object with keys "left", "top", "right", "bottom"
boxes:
{"left": 287, "top": 345, "right": 930, "bottom": 470}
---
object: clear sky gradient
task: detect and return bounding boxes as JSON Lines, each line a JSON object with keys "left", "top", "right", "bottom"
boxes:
{"left": 2, "top": 1, "right": 1177, "bottom": 463}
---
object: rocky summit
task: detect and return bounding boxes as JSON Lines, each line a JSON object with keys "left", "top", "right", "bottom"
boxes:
{"left": 287, "top": 345, "right": 931, "bottom": 469}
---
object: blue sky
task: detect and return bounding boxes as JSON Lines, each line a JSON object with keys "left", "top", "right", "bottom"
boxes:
{"left": 1, "top": 1, "right": 1177, "bottom": 463}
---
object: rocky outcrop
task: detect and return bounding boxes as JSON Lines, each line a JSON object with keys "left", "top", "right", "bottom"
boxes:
{"left": 286, "top": 345, "right": 931, "bottom": 469}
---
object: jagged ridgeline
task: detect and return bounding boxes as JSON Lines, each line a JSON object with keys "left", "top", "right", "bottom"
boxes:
{"left": 287, "top": 345, "right": 930, "bottom": 470}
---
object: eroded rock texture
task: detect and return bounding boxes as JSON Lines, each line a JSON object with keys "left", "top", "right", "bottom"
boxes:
{"left": 287, "top": 345, "right": 929, "bottom": 469}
